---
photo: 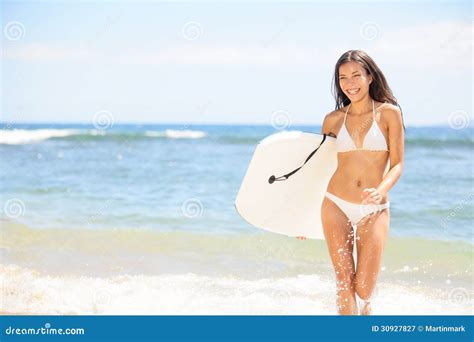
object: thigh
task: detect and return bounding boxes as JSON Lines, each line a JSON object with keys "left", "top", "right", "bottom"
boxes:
{"left": 321, "top": 197, "right": 356, "bottom": 283}
{"left": 355, "top": 207, "right": 390, "bottom": 292}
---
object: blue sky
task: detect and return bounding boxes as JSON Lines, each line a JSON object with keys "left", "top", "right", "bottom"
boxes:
{"left": 1, "top": 0, "right": 472, "bottom": 125}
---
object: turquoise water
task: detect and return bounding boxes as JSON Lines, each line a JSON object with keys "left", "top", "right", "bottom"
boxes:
{"left": 1, "top": 123, "right": 472, "bottom": 241}
{"left": 0, "top": 123, "right": 472, "bottom": 314}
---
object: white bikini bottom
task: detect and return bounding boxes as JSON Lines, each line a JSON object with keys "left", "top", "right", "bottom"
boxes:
{"left": 325, "top": 191, "right": 390, "bottom": 228}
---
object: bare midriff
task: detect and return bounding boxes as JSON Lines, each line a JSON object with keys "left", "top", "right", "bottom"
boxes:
{"left": 326, "top": 150, "right": 390, "bottom": 204}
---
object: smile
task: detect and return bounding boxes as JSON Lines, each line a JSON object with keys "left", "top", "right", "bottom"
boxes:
{"left": 347, "top": 88, "right": 360, "bottom": 95}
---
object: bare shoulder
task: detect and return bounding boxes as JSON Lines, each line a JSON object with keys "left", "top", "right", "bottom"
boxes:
{"left": 379, "top": 103, "right": 403, "bottom": 125}
{"left": 321, "top": 107, "right": 346, "bottom": 137}
{"left": 324, "top": 107, "right": 347, "bottom": 122}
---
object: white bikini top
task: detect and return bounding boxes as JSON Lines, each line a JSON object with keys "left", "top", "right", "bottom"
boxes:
{"left": 336, "top": 100, "right": 389, "bottom": 153}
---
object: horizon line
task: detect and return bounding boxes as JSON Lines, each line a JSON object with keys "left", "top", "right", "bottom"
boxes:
{"left": 0, "top": 121, "right": 465, "bottom": 128}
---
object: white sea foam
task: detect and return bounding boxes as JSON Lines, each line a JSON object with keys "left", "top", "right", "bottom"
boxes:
{"left": 1, "top": 264, "right": 471, "bottom": 315}
{"left": 0, "top": 128, "right": 207, "bottom": 145}
{"left": 393, "top": 265, "right": 421, "bottom": 273}
{"left": 144, "top": 129, "right": 207, "bottom": 139}
{"left": 88, "top": 129, "right": 106, "bottom": 136}
{"left": 0, "top": 129, "right": 79, "bottom": 145}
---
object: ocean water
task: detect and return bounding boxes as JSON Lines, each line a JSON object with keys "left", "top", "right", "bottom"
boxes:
{"left": 0, "top": 123, "right": 472, "bottom": 315}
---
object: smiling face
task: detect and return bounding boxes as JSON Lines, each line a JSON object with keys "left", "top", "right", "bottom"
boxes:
{"left": 338, "top": 61, "right": 373, "bottom": 102}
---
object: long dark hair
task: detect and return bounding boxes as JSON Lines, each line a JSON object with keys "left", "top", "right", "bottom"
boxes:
{"left": 332, "top": 50, "right": 406, "bottom": 132}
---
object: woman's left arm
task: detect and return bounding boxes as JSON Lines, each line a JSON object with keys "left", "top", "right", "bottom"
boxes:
{"left": 376, "top": 105, "right": 405, "bottom": 197}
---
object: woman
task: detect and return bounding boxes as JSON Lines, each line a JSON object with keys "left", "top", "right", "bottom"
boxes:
{"left": 297, "top": 50, "right": 405, "bottom": 315}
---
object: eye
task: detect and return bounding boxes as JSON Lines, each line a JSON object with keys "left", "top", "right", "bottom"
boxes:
{"left": 354, "top": 74, "right": 361, "bottom": 78}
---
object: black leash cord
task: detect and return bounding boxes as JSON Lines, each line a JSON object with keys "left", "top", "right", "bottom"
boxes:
{"left": 268, "top": 133, "right": 327, "bottom": 184}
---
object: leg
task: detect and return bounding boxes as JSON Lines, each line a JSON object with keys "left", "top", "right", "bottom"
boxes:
{"left": 354, "top": 207, "right": 390, "bottom": 315}
{"left": 321, "top": 196, "right": 358, "bottom": 315}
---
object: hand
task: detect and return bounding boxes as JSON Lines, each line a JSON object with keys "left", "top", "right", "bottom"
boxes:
{"left": 361, "top": 188, "right": 385, "bottom": 204}
{"left": 296, "top": 236, "right": 307, "bottom": 240}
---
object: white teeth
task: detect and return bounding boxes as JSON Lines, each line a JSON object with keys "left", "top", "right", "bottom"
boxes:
{"left": 347, "top": 88, "right": 360, "bottom": 95}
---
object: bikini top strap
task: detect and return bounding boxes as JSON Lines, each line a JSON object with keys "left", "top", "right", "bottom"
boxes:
{"left": 344, "top": 104, "right": 351, "bottom": 124}
{"left": 374, "top": 100, "right": 390, "bottom": 115}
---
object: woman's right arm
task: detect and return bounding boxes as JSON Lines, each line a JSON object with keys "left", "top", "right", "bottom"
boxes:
{"left": 321, "top": 111, "right": 337, "bottom": 137}
{"left": 295, "top": 112, "right": 337, "bottom": 241}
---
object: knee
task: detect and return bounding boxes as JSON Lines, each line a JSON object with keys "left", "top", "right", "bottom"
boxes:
{"left": 355, "top": 285, "right": 370, "bottom": 300}
{"left": 354, "top": 276, "right": 373, "bottom": 300}
{"left": 335, "top": 271, "right": 356, "bottom": 294}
